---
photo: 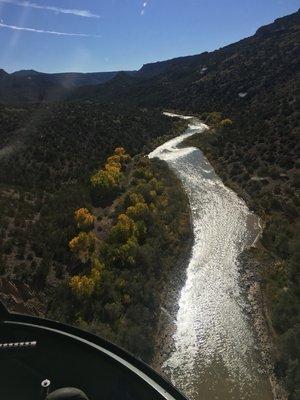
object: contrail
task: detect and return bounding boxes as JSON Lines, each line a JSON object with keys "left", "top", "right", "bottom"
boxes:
{"left": 0, "top": 22, "right": 101, "bottom": 37}
{"left": 0, "top": 0, "right": 100, "bottom": 18}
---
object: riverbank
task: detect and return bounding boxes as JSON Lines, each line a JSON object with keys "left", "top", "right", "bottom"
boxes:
{"left": 238, "top": 249, "right": 288, "bottom": 400}
{"left": 151, "top": 229, "right": 193, "bottom": 376}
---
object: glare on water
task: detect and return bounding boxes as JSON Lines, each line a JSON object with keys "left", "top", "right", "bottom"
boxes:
{"left": 149, "top": 114, "right": 273, "bottom": 400}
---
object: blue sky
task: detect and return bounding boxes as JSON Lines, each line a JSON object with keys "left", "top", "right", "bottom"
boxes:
{"left": 0, "top": 0, "right": 299, "bottom": 73}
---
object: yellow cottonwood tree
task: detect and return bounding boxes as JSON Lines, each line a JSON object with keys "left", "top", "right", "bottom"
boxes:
{"left": 109, "top": 214, "right": 136, "bottom": 244}
{"left": 129, "top": 192, "right": 145, "bottom": 205}
{"left": 74, "top": 208, "right": 95, "bottom": 230}
{"left": 69, "top": 258, "right": 104, "bottom": 298}
{"left": 126, "top": 202, "right": 149, "bottom": 222}
{"left": 106, "top": 155, "right": 122, "bottom": 169}
{"left": 114, "top": 147, "right": 131, "bottom": 163}
{"left": 69, "top": 275, "right": 95, "bottom": 298}
{"left": 220, "top": 118, "right": 233, "bottom": 127}
{"left": 69, "top": 232, "right": 98, "bottom": 263}
{"left": 114, "top": 147, "right": 126, "bottom": 156}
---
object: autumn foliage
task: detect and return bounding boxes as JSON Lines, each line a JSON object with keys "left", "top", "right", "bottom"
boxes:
{"left": 90, "top": 147, "right": 131, "bottom": 206}
{"left": 66, "top": 149, "right": 191, "bottom": 360}
{"left": 74, "top": 208, "right": 95, "bottom": 230}
{"left": 69, "top": 258, "right": 103, "bottom": 298}
{"left": 69, "top": 231, "right": 98, "bottom": 263}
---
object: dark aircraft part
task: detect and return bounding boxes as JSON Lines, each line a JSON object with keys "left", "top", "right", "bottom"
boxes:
{"left": 41, "top": 379, "right": 51, "bottom": 398}
{"left": 46, "top": 387, "right": 89, "bottom": 400}
{"left": 0, "top": 301, "right": 188, "bottom": 400}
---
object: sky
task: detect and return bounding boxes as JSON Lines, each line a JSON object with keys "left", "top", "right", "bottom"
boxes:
{"left": 0, "top": 0, "right": 299, "bottom": 73}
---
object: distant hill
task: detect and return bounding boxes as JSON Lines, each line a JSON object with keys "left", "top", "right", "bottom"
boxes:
{"left": 0, "top": 69, "right": 137, "bottom": 103}
{"left": 0, "top": 69, "right": 9, "bottom": 79}
{"left": 11, "top": 69, "right": 136, "bottom": 88}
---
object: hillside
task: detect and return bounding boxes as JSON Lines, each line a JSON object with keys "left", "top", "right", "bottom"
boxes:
{"left": 72, "top": 11, "right": 299, "bottom": 111}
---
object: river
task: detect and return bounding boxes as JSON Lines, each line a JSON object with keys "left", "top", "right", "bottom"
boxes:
{"left": 149, "top": 113, "right": 273, "bottom": 400}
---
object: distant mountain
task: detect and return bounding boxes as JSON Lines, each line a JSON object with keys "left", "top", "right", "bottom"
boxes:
{"left": 11, "top": 69, "right": 137, "bottom": 88}
{"left": 1, "top": 10, "right": 299, "bottom": 105}
{"left": 0, "top": 69, "right": 9, "bottom": 79}
{"left": 72, "top": 10, "right": 299, "bottom": 113}
{"left": 0, "top": 69, "right": 138, "bottom": 103}
{"left": 0, "top": 70, "right": 60, "bottom": 103}
{"left": 12, "top": 70, "right": 41, "bottom": 77}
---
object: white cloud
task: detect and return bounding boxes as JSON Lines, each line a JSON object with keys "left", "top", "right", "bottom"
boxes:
{"left": 0, "top": 0, "right": 100, "bottom": 18}
{"left": 0, "top": 22, "right": 101, "bottom": 37}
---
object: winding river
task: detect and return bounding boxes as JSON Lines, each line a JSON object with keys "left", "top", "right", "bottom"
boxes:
{"left": 149, "top": 113, "right": 273, "bottom": 400}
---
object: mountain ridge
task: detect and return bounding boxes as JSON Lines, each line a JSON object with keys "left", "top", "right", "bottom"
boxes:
{"left": 70, "top": 9, "right": 299, "bottom": 111}
{"left": 1, "top": 9, "right": 298, "bottom": 105}
{"left": 0, "top": 69, "right": 139, "bottom": 103}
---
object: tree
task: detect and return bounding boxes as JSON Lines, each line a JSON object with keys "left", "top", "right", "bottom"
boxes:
{"left": 114, "top": 147, "right": 126, "bottom": 156}
{"left": 69, "top": 232, "right": 98, "bottom": 263}
{"left": 69, "top": 275, "right": 95, "bottom": 298}
{"left": 109, "top": 214, "right": 137, "bottom": 244}
{"left": 126, "top": 202, "right": 150, "bottom": 224}
{"left": 114, "top": 147, "right": 131, "bottom": 164}
{"left": 105, "top": 156, "right": 121, "bottom": 170}
{"left": 116, "top": 237, "right": 139, "bottom": 267}
{"left": 74, "top": 208, "right": 95, "bottom": 230}
{"left": 90, "top": 169, "right": 120, "bottom": 206}
{"left": 69, "top": 256, "right": 104, "bottom": 298}
{"left": 205, "top": 111, "right": 223, "bottom": 125}
{"left": 89, "top": 148, "right": 131, "bottom": 206}
{"left": 220, "top": 118, "right": 233, "bottom": 128}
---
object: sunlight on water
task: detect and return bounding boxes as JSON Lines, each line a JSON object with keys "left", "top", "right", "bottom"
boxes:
{"left": 149, "top": 114, "right": 273, "bottom": 400}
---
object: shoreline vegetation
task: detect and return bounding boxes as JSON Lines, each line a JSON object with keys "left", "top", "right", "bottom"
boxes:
{"left": 182, "top": 111, "right": 298, "bottom": 399}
